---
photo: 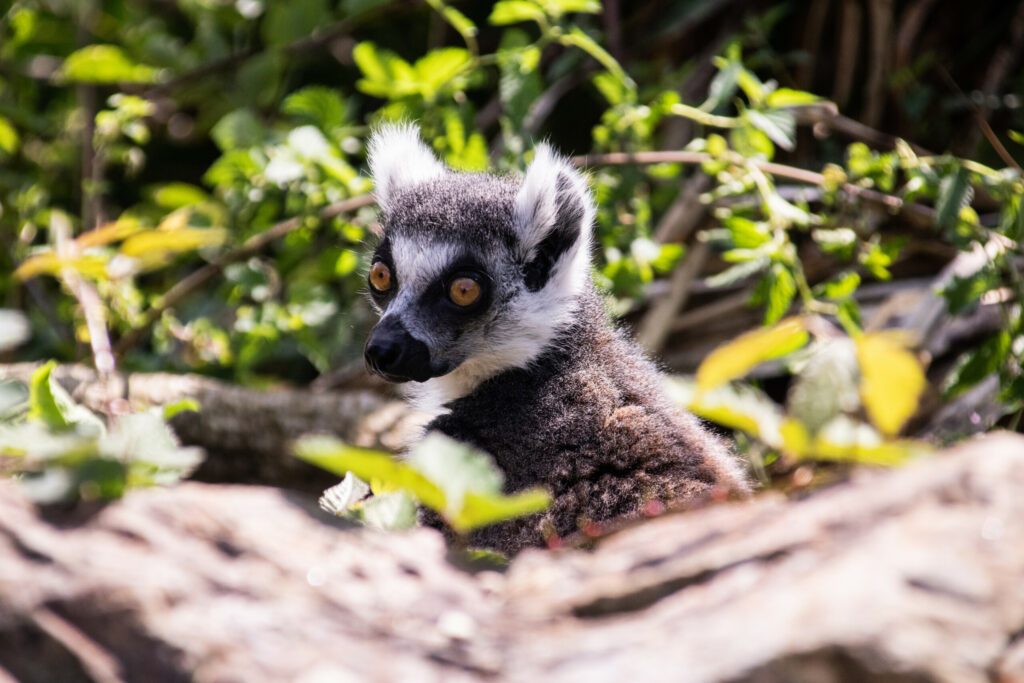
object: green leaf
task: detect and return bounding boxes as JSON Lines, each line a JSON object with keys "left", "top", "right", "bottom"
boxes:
{"left": 102, "top": 410, "right": 204, "bottom": 482}
{"left": 162, "top": 399, "right": 200, "bottom": 420}
{"left": 745, "top": 109, "right": 795, "bottom": 151}
{"left": 943, "top": 331, "right": 1010, "bottom": 399}
{"left": 407, "top": 433, "right": 503, "bottom": 514}
{"left": 787, "top": 339, "right": 860, "bottom": 434}
{"left": 0, "top": 116, "right": 20, "bottom": 155}
{"left": 60, "top": 45, "right": 159, "bottom": 84}
{"left": 452, "top": 489, "right": 551, "bottom": 533}
{"left": 546, "top": 0, "right": 601, "bottom": 14}
{"left": 211, "top": 109, "right": 266, "bottom": 151}
{"left": 282, "top": 86, "right": 348, "bottom": 131}
{"left": 761, "top": 263, "right": 796, "bottom": 325}
{"left": 765, "top": 88, "right": 821, "bottom": 108}
{"left": 28, "top": 362, "right": 104, "bottom": 435}
{"left": 360, "top": 491, "right": 418, "bottom": 530}
{"left": 935, "top": 166, "right": 973, "bottom": 230}
{"left": 295, "top": 437, "right": 447, "bottom": 511}
{"left": 942, "top": 266, "right": 1001, "bottom": 314}
{"left": 489, "top": 1, "right": 547, "bottom": 25}
{"left": 559, "top": 27, "right": 634, "bottom": 91}
{"left": 705, "top": 256, "right": 769, "bottom": 288}
{"left": 729, "top": 125, "right": 774, "bottom": 160}
{"left": 414, "top": 48, "right": 472, "bottom": 99}
{"left": 262, "top": 0, "right": 329, "bottom": 46}
{"left": 147, "top": 183, "right": 210, "bottom": 210}
{"left": 811, "top": 228, "right": 857, "bottom": 259}
{"left": 820, "top": 271, "right": 861, "bottom": 300}
{"left": 696, "top": 318, "right": 809, "bottom": 392}
{"left": 352, "top": 42, "right": 418, "bottom": 99}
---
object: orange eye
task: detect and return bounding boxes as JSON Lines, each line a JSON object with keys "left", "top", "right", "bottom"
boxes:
{"left": 449, "top": 277, "right": 481, "bottom": 307}
{"left": 369, "top": 261, "right": 392, "bottom": 292}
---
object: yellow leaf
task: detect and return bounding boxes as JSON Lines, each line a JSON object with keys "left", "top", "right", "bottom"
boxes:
{"left": 75, "top": 217, "right": 144, "bottom": 249}
{"left": 855, "top": 332, "right": 925, "bottom": 435}
{"left": 696, "top": 317, "right": 809, "bottom": 392}
{"left": 120, "top": 227, "right": 228, "bottom": 268}
{"left": 15, "top": 253, "right": 109, "bottom": 281}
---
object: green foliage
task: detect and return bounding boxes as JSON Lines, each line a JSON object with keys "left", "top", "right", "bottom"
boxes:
{"left": 0, "top": 362, "right": 203, "bottom": 503}
{"left": 296, "top": 433, "right": 551, "bottom": 534}
{"left": 2, "top": 0, "right": 1024, "bottom": 496}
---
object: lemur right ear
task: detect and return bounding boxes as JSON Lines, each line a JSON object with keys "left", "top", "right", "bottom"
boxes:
{"left": 514, "top": 144, "right": 595, "bottom": 292}
{"left": 368, "top": 123, "right": 446, "bottom": 213}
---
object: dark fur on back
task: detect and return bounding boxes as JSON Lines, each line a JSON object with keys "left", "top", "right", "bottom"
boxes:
{"left": 429, "top": 287, "right": 747, "bottom": 554}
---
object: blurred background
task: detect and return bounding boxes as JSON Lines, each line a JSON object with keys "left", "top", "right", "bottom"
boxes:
{"left": 1, "top": 0, "right": 1023, "bottom": 488}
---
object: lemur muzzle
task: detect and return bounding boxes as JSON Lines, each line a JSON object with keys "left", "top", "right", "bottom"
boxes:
{"left": 364, "top": 317, "right": 436, "bottom": 383}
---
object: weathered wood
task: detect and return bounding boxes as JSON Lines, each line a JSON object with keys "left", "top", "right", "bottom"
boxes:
{"left": 0, "top": 363, "right": 424, "bottom": 491}
{"left": 2, "top": 434, "right": 1024, "bottom": 682}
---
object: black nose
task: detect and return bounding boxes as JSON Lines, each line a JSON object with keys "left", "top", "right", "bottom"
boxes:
{"left": 365, "top": 318, "right": 436, "bottom": 383}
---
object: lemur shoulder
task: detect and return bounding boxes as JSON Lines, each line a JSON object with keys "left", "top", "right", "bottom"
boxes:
{"left": 362, "top": 124, "right": 749, "bottom": 555}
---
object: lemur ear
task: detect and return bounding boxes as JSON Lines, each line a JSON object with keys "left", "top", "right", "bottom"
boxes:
{"left": 513, "top": 144, "right": 595, "bottom": 291}
{"left": 368, "top": 123, "right": 446, "bottom": 212}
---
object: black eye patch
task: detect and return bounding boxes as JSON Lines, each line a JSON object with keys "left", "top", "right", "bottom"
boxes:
{"left": 418, "top": 255, "right": 493, "bottom": 319}
{"left": 368, "top": 239, "right": 397, "bottom": 304}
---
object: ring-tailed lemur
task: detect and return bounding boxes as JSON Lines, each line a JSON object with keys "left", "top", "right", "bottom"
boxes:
{"left": 363, "top": 124, "right": 748, "bottom": 554}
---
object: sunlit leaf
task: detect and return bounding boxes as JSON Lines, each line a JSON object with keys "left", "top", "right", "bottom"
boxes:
{"left": 28, "top": 362, "right": 105, "bottom": 435}
{"left": 696, "top": 318, "right": 809, "bottom": 392}
{"left": 60, "top": 45, "right": 159, "bottom": 84}
{"left": 746, "top": 109, "right": 795, "bottom": 151}
{"left": 452, "top": 489, "right": 551, "bottom": 533}
{"left": 295, "top": 437, "right": 447, "bottom": 511}
{"left": 489, "top": 1, "right": 546, "bottom": 25}
{"left": 15, "top": 253, "right": 110, "bottom": 281}
{"left": 120, "top": 227, "right": 228, "bottom": 268}
{"left": 407, "top": 433, "right": 503, "bottom": 514}
{"left": 855, "top": 332, "right": 926, "bottom": 435}
{"left": 0, "top": 116, "right": 20, "bottom": 155}
{"left": 162, "top": 398, "right": 200, "bottom": 420}
{"left": 361, "top": 491, "right": 418, "bottom": 530}
{"left": 765, "top": 88, "right": 821, "bottom": 107}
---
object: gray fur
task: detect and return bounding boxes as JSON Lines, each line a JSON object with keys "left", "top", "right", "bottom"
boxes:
{"left": 366, "top": 125, "right": 749, "bottom": 555}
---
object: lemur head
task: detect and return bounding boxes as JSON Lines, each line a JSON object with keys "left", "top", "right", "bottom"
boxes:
{"left": 363, "top": 123, "right": 594, "bottom": 402}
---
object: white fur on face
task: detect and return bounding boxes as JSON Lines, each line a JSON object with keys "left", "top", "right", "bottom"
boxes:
{"left": 387, "top": 236, "right": 460, "bottom": 347}
{"left": 407, "top": 150, "right": 596, "bottom": 415}
{"left": 368, "top": 123, "right": 446, "bottom": 212}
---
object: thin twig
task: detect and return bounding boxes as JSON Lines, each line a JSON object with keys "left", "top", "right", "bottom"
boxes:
{"left": 637, "top": 241, "right": 710, "bottom": 353}
{"left": 114, "top": 194, "right": 374, "bottom": 357}
{"left": 52, "top": 213, "right": 116, "bottom": 379}
{"left": 571, "top": 150, "right": 938, "bottom": 229}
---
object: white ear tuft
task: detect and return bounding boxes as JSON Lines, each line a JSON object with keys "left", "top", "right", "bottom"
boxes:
{"left": 368, "top": 123, "right": 446, "bottom": 212}
{"left": 513, "top": 143, "right": 595, "bottom": 285}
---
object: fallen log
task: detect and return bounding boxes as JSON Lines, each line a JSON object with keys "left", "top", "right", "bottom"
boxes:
{"left": 0, "top": 363, "right": 424, "bottom": 491}
{"left": 2, "top": 433, "right": 1024, "bottom": 682}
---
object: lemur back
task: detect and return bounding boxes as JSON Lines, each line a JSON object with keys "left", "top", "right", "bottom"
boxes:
{"left": 363, "top": 124, "right": 748, "bottom": 555}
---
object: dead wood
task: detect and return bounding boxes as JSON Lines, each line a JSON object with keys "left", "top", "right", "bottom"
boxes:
{"left": 0, "top": 363, "right": 424, "bottom": 492}
{"left": 2, "top": 433, "right": 1024, "bottom": 682}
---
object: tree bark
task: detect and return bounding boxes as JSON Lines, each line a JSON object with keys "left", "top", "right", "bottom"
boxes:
{"left": 2, "top": 433, "right": 1024, "bottom": 682}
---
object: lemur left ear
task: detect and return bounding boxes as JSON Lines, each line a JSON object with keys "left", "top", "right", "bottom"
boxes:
{"left": 513, "top": 144, "right": 595, "bottom": 292}
{"left": 368, "top": 123, "right": 447, "bottom": 213}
